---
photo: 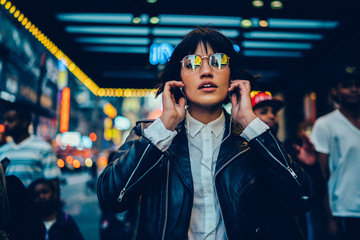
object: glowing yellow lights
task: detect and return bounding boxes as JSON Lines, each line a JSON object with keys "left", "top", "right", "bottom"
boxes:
{"left": 98, "top": 156, "right": 108, "bottom": 167}
{"left": 4, "top": 1, "right": 11, "bottom": 9}
{"left": 25, "top": 22, "right": 31, "bottom": 29}
{"left": 115, "top": 89, "right": 123, "bottom": 97}
{"left": 66, "top": 155, "right": 74, "bottom": 164}
{"left": 14, "top": 10, "right": 20, "bottom": 18}
{"left": 241, "top": 19, "right": 252, "bottom": 28}
{"left": 103, "top": 103, "right": 117, "bottom": 119}
{"left": 56, "top": 52, "right": 64, "bottom": 60}
{"left": 17, "top": 13, "right": 23, "bottom": 21}
{"left": 259, "top": 20, "right": 269, "bottom": 27}
{"left": 133, "top": 17, "right": 141, "bottom": 24}
{"left": 1, "top": 3, "right": 147, "bottom": 98}
{"left": 98, "top": 88, "right": 105, "bottom": 97}
{"left": 21, "top": 17, "right": 28, "bottom": 25}
{"left": 310, "top": 92, "right": 317, "bottom": 101}
{"left": 150, "top": 16, "right": 160, "bottom": 24}
{"left": 271, "top": 0, "right": 283, "bottom": 9}
{"left": 57, "top": 159, "right": 65, "bottom": 168}
{"left": 2, "top": 1, "right": 100, "bottom": 97}
{"left": 85, "top": 158, "right": 93, "bottom": 168}
{"left": 9, "top": 5, "right": 15, "bottom": 13}
{"left": 252, "top": 0, "right": 264, "bottom": 7}
{"left": 73, "top": 159, "right": 81, "bottom": 168}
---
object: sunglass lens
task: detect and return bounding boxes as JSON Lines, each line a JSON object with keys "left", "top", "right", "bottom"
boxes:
{"left": 210, "top": 53, "right": 229, "bottom": 70}
{"left": 183, "top": 55, "right": 201, "bottom": 71}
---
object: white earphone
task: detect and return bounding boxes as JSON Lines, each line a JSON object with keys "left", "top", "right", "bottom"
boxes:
{"left": 179, "top": 87, "right": 189, "bottom": 109}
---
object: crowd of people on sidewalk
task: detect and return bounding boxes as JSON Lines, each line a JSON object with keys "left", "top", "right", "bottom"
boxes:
{"left": 1, "top": 26, "right": 359, "bottom": 240}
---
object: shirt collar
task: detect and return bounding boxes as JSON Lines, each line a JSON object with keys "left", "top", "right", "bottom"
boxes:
{"left": 9, "top": 135, "right": 34, "bottom": 148}
{"left": 186, "top": 111, "right": 225, "bottom": 138}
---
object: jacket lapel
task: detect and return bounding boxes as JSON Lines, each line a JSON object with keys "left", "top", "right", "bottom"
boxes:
{"left": 215, "top": 112, "right": 249, "bottom": 173}
{"left": 166, "top": 122, "right": 194, "bottom": 193}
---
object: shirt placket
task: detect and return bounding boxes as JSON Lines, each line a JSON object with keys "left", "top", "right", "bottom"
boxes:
{"left": 201, "top": 126, "right": 216, "bottom": 238}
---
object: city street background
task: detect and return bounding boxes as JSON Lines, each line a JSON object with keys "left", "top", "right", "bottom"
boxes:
{"left": 62, "top": 172, "right": 100, "bottom": 240}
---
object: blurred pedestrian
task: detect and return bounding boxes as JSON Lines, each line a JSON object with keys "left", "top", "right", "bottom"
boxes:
{"left": 251, "top": 91, "right": 327, "bottom": 240}
{"left": 1, "top": 160, "right": 44, "bottom": 240}
{"left": 0, "top": 102, "right": 61, "bottom": 189}
{"left": 28, "top": 178, "right": 85, "bottom": 240}
{"left": 97, "top": 26, "right": 314, "bottom": 239}
{"left": 310, "top": 64, "right": 360, "bottom": 240}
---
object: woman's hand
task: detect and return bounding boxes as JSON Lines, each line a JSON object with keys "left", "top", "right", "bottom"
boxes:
{"left": 160, "top": 81, "right": 186, "bottom": 131}
{"left": 229, "top": 80, "right": 257, "bottom": 128}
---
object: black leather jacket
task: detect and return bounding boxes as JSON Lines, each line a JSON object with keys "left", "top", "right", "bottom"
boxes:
{"left": 97, "top": 112, "right": 314, "bottom": 240}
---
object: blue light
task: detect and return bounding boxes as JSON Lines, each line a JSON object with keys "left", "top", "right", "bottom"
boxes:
{"left": 75, "top": 37, "right": 150, "bottom": 45}
{"left": 242, "top": 41, "right": 312, "bottom": 49}
{"left": 81, "top": 136, "right": 93, "bottom": 148}
{"left": 158, "top": 14, "right": 242, "bottom": 27}
{"left": 83, "top": 46, "right": 148, "bottom": 53}
{"left": 243, "top": 50, "right": 303, "bottom": 57}
{"left": 268, "top": 18, "right": 339, "bottom": 29}
{"left": 233, "top": 44, "right": 241, "bottom": 52}
{"left": 114, "top": 116, "right": 131, "bottom": 131}
{"left": 243, "top": 31, "right": 323, "bottom": 40}
{"left": 149, "top": 43, "right": 174, "bottom": 65}
{"left": 153, "top": 38, "right": 182, "bottom": 45}
{"left": 65, "top": 26, "right": 151, "bottom": 35}
{"left": 57, "top": 13, "right": 134, "bottom": 24}
{"left": 151, "top": 27, "right": 239, "bottom": 38}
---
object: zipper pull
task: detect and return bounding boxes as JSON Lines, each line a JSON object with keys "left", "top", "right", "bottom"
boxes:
{"left": 287, "top": 167, "right": 297, "bottom": 179}
{"left": 118, "top": 188, "right": 126, "bottom": 202}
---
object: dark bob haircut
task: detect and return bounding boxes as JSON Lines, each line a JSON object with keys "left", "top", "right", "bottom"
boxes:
{"left": 156, "top": 26, "right": 258, "bottom": 103}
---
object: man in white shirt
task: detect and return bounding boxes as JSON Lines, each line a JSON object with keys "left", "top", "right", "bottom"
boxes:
{"left": 311, "top": 64, "right": 360, "bottom": 240}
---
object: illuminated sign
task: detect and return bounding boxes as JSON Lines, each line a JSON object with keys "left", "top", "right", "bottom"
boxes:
{"left": 60, "top": 87, "right": 70, "bottom": 133}
{"left": 149, "top": 43, "right": 173, "bottom": 65}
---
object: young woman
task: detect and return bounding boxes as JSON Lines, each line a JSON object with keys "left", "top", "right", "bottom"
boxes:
{"left": 97, "top": 26, "right": 314, "bottom": 240}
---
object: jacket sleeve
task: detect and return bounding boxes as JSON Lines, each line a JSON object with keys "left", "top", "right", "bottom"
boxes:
{"left": 97, "top": 123, "right": 166, "bottom": 212}
{"left": 250, "top": 130, "right": 315, "bottom": 214}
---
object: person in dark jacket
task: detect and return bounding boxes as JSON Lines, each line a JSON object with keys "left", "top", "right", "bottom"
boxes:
{"left": 28, "top": 178, "right": 84, "bottom": 240}
{"left": 251, "top": 91, "right": 327, "bottom": 240}
{"left": 97, "top": 26, "right": 315, "bottom": 240}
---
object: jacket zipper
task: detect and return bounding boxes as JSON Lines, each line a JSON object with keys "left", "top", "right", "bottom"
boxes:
{"left": 214, "top": 147, "right": 251, "bottom": 240}
{"left": 255, "top": 136, "right": 300, "bottom": 186}
{"left": 161, "top": 160, "right": 170, "bottom": 240}
{"left": 118, "top": 144, "right": 164, "bottom": 202}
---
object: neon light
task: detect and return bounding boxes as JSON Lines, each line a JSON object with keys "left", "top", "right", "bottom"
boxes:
{"left": 158, "top": 14, "right": 242, "bottom": 27}
{"left": 243, "top": 31, "right": 323, "bottom": 40}
{"left": 242, "top": 41, "right": 312, "bottom": 49}
{"left": 268, "top": 18, "right": 338, "bottom": 29}
{"left": 60, "top": 87, "right": 70, "bottom": 133}
{"left": 83, "top": 46, "right": 148, "bottom": 53}
{"left": 65, "top": 26, "right": 150, "bottom": 35}
{"left": 57, "top": 13, "right": 134, "bottom": 23}
{"left": 243, "top": 50, "right": 303, "bottom": 57}
{"left": 75, "top": 37, "right": 150, "bottom": 45}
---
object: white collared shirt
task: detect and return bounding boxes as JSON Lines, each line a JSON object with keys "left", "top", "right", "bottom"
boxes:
{"left": 185, "top": 111, "right": 226, "bottom": 240}
{"left": 143, "top": 112, "right": 268, "bottom": 239}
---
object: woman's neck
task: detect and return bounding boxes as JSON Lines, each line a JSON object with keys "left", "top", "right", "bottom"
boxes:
{"left": 188, "top": 105, "right": 223, "bottom": 124}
